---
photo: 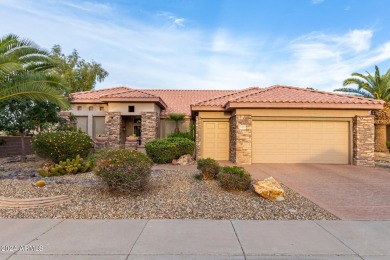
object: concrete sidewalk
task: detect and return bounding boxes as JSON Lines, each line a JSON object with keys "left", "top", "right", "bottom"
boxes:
{"left": 1, "top": 219, "right": 389, "bottom": 259}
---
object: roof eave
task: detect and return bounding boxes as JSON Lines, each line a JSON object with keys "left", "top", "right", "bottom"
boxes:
{"left": 190, "top": 105, "right": 226, "bottom": 111}
{"left": 71, "top": 99, "right": 106, "bottom": 104}
{"left": 99, "top": 97, "right": 167, "bottom": 109}
{"left": 226, "top": 102, "right": 384, "bottom": 110}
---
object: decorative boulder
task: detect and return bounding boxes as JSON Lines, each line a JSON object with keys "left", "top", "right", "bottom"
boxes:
{"left": 177, "top": 154, "right": 195, "bottom": 165}
{"left": 253, "top": 177, "right": 285, "bottom": 201}
{"left": 35, "top": 180, "right": 46, "bottom": 187}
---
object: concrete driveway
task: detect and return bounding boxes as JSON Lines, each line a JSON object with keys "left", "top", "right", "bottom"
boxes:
{"left": 244, "top": 164, "right": 390, "bottom": 220}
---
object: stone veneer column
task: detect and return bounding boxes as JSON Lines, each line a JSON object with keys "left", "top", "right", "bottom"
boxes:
{"left": 141, "top": 112, "right": 159, "bottom": 145}
{"left": 229, "top": 116, "right": 237, "bottom": 162}
{"left": 235, "top": 115, "right": 252, "bottom": 164}
{"left": 195, "top": 116, "right": 201, "bottom": 160}
{"left": 105, "top": 112, "right": 121, "bottom": 148}
{"left": 57, "top": 111, "right": 77, "bottom": 129}
{"left": 353, "top": 115, "right": 375, "bottom": 166}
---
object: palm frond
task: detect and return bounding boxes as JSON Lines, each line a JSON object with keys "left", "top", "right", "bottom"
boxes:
{"left": 333, "top": 87, "right": 373, "bottom": 98}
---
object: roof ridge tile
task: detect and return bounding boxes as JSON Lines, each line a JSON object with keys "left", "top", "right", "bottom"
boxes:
{"left": 193, "top": 87, "right": 260, "bottom": 106}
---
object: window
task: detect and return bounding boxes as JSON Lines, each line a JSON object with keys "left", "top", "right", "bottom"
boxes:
{"left": 128, "top": 106, "right": 135, "bottom": 112}
{"left": 77, "top": 106, "right": 82, "bottom": 111}
{"left": 100, "top": 107, "right": 105, "bottom": 111}
{"left": 89, "top": 106, "right": 93, "bottom": 111}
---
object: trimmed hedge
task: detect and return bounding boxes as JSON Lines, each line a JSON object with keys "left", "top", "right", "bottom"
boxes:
{"left": 94, "top": 148, "right": 153, "bottom": 193}
{"left": 145, "top": 137, "right": 195, "bottom": 164}
{"left": 32, "top": 130, "right": 93, "bottom": 163}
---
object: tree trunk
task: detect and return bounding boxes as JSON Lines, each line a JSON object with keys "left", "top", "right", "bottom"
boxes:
{"left": 174, "top": 121, "right": 180, "bottom": 133}
{"left": 20, "top": 131, "right": 26, "bottom": 162}
{"left": 374, "top": 124, "right": 388, "bottom": 152}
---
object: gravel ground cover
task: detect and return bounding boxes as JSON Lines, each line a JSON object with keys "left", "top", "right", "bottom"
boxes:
{"left": 0, "top": 159, "right": 338, "bottom": 220}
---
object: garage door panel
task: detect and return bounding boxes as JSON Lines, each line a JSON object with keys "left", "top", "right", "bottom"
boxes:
{"left": 252, "top": 121, "right": 349, "bottom": 164}
{"left": 202, "top": 122, "right": 229, "bottom": 161}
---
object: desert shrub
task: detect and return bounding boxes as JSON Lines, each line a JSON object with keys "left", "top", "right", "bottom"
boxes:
{"left": 145, "top": 137, "right": 195, "bottom": 163}
{"left": 32, "top": 130, "right": 93, "bottom": 163}
{"left": 94, "top": 148, "right": 153, "bottom": 193}
{"left": 37, "top": 155, "right": 91, "bottom": 177}
{"left": 218, "top": 166, "right": 251, "bottom": 191}
{"left": 197, "top": 158, "right": 219, "bottom": 180}
{"left": 168, "top": 125, "right": 195, "bottom": 141}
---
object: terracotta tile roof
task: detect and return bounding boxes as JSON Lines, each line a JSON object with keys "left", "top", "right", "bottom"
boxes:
{"left": 226, "top": 85, "right": 384, "bottom": 109}
{"left": 142, "top": 89, "right": 235, "bottom": 116}
{"left": 192, "top": 87, "right": 261, "bottom": 108}
{"left": 102, "top": 89, "right": 159, "bottom": 99}
{"left": 70, "top": 85, "right": 383, "bottom": 113}
{"left": 71, "top": 87, "right": 235, "bottom": 115}
{"left": 70, "top": 87, "right": 130, "bottom": 101}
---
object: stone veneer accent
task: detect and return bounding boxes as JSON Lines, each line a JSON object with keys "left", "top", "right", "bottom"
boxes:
{"left": 57, "top": 111, "right": 76, "bottom": 129}
{"left": 230, "top": 115, "right": 252, "bottom": 164}
{"left": 141, "top": 112, "right": 159, "bottom": 145}
{"left": 229, "top": 116, "right": 237, "bottom": 162}
{"left": 105, "top": 112, "right": 122, "bottom": 148}
{"left": 195, "top": 116, "right": 201, "bottom": 159}
{"left": 353, "top": 115, "right": 375, "bottom": 166}
{"left": 125, "top": 141, "right": 138, "bottom": 150}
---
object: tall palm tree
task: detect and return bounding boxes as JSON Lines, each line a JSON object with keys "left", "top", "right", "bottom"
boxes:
{"left": 0, "top": 34, "right": 69, "bottom": 109}
{"left": 335, "top": 66, "right": 390, "bottom": 152}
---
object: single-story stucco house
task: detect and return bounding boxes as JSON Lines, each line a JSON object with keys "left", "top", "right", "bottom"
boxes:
{"left": 65, "top": 85, "right": 384, "bottom": 166}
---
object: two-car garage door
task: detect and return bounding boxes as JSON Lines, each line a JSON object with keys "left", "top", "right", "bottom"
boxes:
{"left": 201, "top": 120, "right": 350, "bottom": 164}
{"left": 252, "top": 121, "right": 350, "bottom": 164}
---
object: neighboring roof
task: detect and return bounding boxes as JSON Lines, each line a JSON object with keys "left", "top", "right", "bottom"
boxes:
{"left": 192, "top": 85, "right": 384, "bottom": 110}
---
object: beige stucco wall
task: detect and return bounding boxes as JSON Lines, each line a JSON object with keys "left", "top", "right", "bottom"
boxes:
{"left": 160, "top": 118, "right": 191, "bottom": 138}
{"left": 70, "top": 104, "right": 107, "bottom": 116}
{"left": 198, "top": 111, "right": 231, "bottom": 119}
{"left": 107, "top": 102, "right": 160, "bottom": 115}
{"left": 69, "top": 102, "right": 160, "bottom": 138}
{"left": 236, "top": 109, "right": 371, "bottom": 117}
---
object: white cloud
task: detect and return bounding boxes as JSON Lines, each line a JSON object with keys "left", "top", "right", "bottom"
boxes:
{"left": 0, "top": 0, "right": 389, "bottom": 92}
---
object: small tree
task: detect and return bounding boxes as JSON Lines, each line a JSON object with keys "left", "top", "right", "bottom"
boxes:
{"left": 50, "top": 45, "right": 109, "bottom": 93}
{"left": 168, "top": 113, "right": 185, "bottom": 133}
{"left": 0, "top": 99, "right": 62, "bottom": 162}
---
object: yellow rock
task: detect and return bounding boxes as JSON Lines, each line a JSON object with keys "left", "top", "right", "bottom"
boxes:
{"left": 253, "top": 177, "right": 285, "bottom": 201}
{"left": 35, "top": 180, "right": 46, "bottom": 187}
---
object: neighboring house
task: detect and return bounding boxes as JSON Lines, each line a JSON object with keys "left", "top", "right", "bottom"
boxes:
{"left": 67, "top": 85, "right": 383, "bottom": 166}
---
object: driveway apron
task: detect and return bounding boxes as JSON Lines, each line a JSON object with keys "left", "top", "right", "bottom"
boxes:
{"left": 244, "top": 164, "right": 390, "bottom": 220}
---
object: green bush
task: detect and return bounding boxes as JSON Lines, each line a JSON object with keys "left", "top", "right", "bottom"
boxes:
{"left": 37, "top": 155, "right": 91, "bottom": 177}
{"left": 32, "top": 130, "right": 93, "bottom": 163}
{"left": 386, "top": 142, "right": 390, "bottom": 151}
{"left": 168, "top": 125, "right": 195, "bottom": 141}
{"left": 94, "top": 148, "right": 153, "bottom": 193}
{"left": 218, "top": 166, "right": 251, "bottom": 191}
{"left": 197, "top": 158, "right": 219, "bottom": 180}
{"left": 145, "top": 137, "right": 195, "bottom": 164}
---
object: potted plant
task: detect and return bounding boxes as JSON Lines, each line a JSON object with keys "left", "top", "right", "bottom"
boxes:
{"left": 126, "top": 134, "right": 138, "bottom": 142}
{"left": 95, "top": 133, "right": 107, "bottom": 142}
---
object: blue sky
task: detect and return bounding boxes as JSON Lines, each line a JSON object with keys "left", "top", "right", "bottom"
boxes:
{"left": 1, "top": 0, "right": 390, "bottom": 91}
